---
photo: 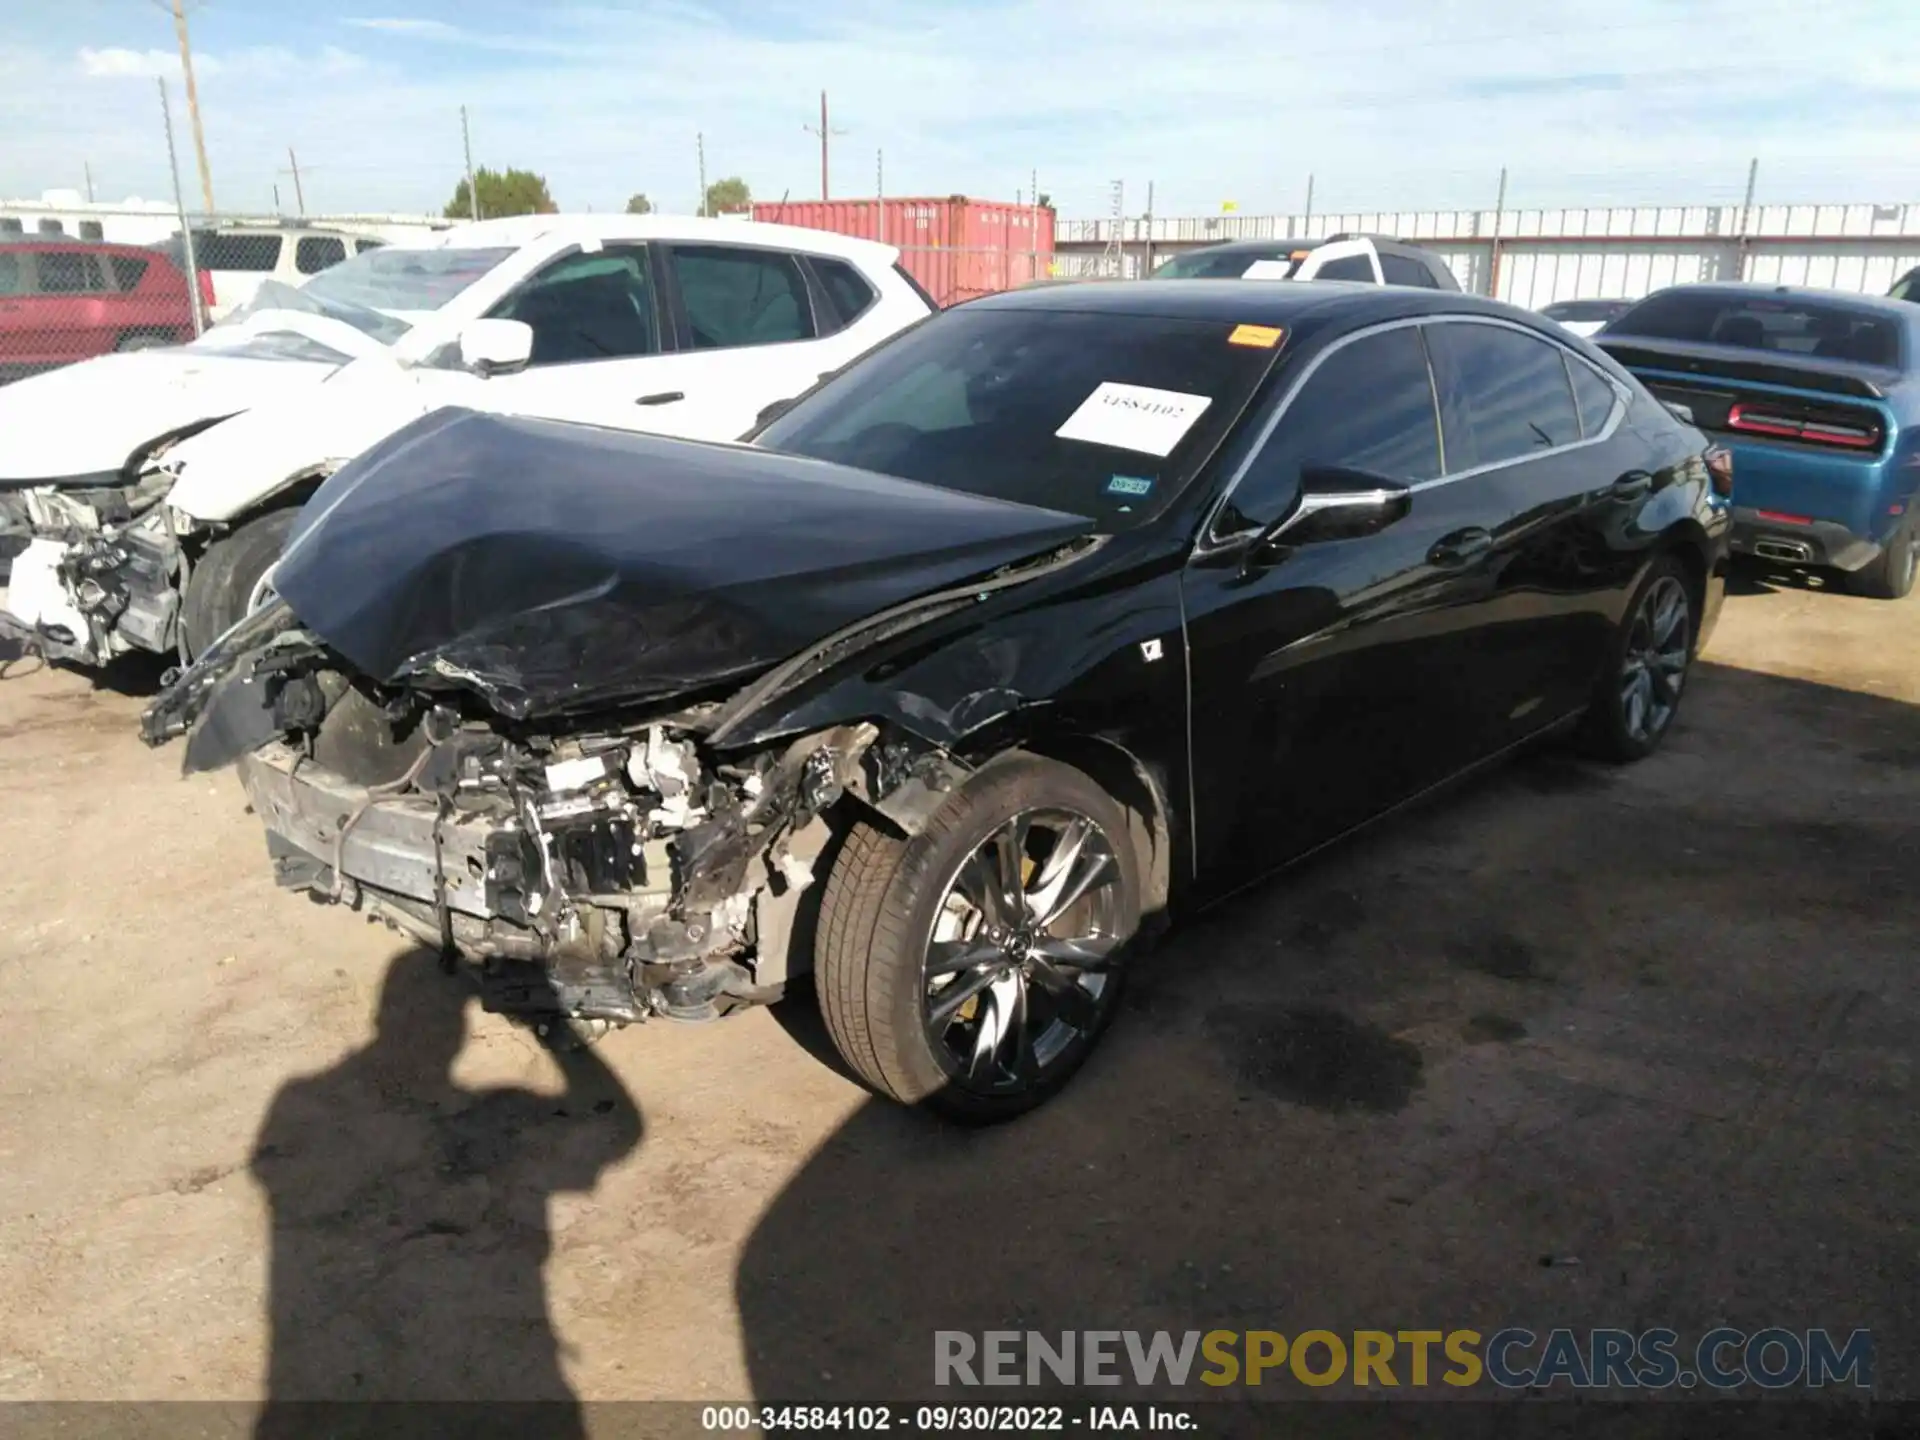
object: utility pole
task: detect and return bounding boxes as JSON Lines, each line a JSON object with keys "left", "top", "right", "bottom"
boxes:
{"left": 158, "top": 78, "right": 204, "bottom": 336}
{"left": 83, "top": 162, "right": 95, "bottom": 203}
{"left": 282, "top": 147, "right": 306, "bottom": 215}
{"left": 460, "top": 106, "right": 480, "bottom": 220}
{"left": 802, "top": 91, "right": 846, "bottom": 201}
{"left": 1304, "top": 172, "right": 1315, "bottom": 230}
{"left": 1143, "top": 180, "right": 1154, "bottom": 277}
{"left": 1736, "top": 156, "right": 1760, "bottom": 280}
{"left": 876, "top": 148, "right": 884, "bottom": 243}
{"left": 1103, "top": 180, "right": 1124, "bottom": 278}
{"left": 1488, "top": 166, "right": 1509, "bottom": 299}
{"left": 163, "top": 0, "right": 215, "bottom": 213}
{"left": 697, "top": 132, "right": 707, "bottom": 216}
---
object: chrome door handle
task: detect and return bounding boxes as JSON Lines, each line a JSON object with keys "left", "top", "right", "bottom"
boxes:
{"left": 636, "top": 391, "right": 685, "bottom": 406}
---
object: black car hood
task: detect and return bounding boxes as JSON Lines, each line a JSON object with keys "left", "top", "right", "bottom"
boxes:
{"left": 271, "top": 407, "right": 1095, "bottom": 720}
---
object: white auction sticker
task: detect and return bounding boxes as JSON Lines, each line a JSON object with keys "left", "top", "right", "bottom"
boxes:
{"left": 1241, "top": 259, "right": 1295, "bottom": 279}
{"left": 1054, "top": 382, "right": 1213, "bottom": 458}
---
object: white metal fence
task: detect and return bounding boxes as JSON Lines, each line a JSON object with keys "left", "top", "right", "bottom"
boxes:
{"left": 1059, "top": 201, "right": 1920, "bottom": 306}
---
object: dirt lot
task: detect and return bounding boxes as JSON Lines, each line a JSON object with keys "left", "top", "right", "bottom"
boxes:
{"left": 0, "top": 563, "right": 1915, "bottom": 1420}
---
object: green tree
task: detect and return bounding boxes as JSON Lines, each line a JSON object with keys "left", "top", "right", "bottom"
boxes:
{"left": 1036, "top": 192, "right": 1053, "bottom": 210}
{"left": 703, "top": 176, "right": 751, "bottom": 216}
{"left": 445, "top": 167, "right": 557, "bottom": 220}
{"left": 624, "top": 193, "right": 654, "bottom": 214}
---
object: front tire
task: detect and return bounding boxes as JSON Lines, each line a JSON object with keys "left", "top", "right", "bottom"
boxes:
{"left": 1578, "top": 554, "right": 1696, "bottom": 763}
{"left": 1845, "top": 519, "right": 1917, "bottom": 601}
{"left": 814, "top": 754, "right": 1140, "bottom": 1123}
{"left": 181, "top": 508, "right": 299, "bottom": 659}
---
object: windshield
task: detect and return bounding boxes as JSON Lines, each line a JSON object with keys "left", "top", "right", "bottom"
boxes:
{"left": 301, "top": 245, "right": 514, "bottom": 313}
{"left": 1610, "top": 292, "right": 1902, "bottom": 367}
{"left": 756, "top": 308, "right": 1282, "bottom": 531}
{"left": 1153, "top": 249, "right": 1302, "bottom": 280}
{"left": 215, "top": 279, "right": 413, "bottom": 347}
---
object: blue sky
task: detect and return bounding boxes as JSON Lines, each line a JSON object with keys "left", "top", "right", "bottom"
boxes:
{"left": 3, "top": 0, "right": 1917, "bottom": 220}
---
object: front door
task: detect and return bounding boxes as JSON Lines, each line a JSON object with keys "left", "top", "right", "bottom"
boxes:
{"left": 1181, "top": 322, "right": 1510, "bottom": 891}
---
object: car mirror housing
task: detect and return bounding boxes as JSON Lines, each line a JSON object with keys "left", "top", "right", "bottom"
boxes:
{"left": 1259, "top": 465, "right": 1412, "bottom": 551}
{"left": 458, "top": 319, "right": 534, "bottom": 378}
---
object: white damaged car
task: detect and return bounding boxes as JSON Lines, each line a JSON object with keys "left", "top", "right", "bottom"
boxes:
{"left": 1, "top": 214, "right": 932, "bottom": 667}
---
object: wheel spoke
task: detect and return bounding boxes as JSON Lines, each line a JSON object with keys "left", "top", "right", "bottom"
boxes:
{"left": 1624, "top": 676, "right": 1647, "bottom": 738}
{"left": 1023, "top": 817, "right": 1090, "bottom": 919}
{"left": 927, "top": 937, "right": 1002, "bottom": 978}
{"left": 1031, "top": 933, "right": 1119, "bottom": 971}
{"left": 952, "top": 852, "right": 1010, "bottom": 930}
{"left": 1652, "top": 585, "right": 1685, "bottom": 645}
{"left": 990, "top": 815, "right": 1031, "bottom": 922}
{"left": 1028, "top": 830, "right": 1113, "bottom": 930}
{"left": 1008, "top": 975, "right": 1039, "bottom": 1086}
{"left": 930, "top": 965, "right": 1001, "bottom": 1030}
{"left": 1027, "top": 954, "right": 1099, "bottom": 1030}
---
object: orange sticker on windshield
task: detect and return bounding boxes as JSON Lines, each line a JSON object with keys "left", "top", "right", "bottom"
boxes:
{"left": 1228, "top": 323, "right": 1285, "bottom": 348}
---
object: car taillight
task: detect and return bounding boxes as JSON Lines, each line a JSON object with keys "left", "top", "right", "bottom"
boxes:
{"left": 197, "top": 269, "right": 215, "bottom": 308}
{"left": 1726, "top": 402, "right": 1880, "bottom": 450}
{"left": 1704, "top": 444, "right": 1734, "bottom": 498}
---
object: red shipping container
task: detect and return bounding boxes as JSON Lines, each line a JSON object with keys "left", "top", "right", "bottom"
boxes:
{"left": 749, "top": 196, "right": 1056, "bottom": 307}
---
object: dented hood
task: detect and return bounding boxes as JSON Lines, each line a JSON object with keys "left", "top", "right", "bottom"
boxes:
{"left": 272, "top": 407, "right": 1094, "bottom": 719}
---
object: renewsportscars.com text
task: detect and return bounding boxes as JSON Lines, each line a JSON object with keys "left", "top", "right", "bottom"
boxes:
{"left": 934, "top": 1328, "right": 1873, "bottom": 1391}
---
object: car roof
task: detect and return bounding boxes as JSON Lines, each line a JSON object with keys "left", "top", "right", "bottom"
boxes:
{"left": 0, "top": 238, "right": 173, "bottom": 257}
{"left": 963, "top": 278, "right": 1531, "bottom": 329}
{"left": 1626, "top": 282, "right": 1919, "bottom": 323}
{"left": 428, "top": 213, "right": 899, "bottom": 264}
{"left": 1172, "top": 237, "right": 1326, "bottom": 257}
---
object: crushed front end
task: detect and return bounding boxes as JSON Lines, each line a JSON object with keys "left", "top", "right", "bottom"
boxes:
{"left": 0, "top": 449, "right": 192, "bottom": 667}
{"left": 143, "top": 613, "right": 956, "bottom": 1026}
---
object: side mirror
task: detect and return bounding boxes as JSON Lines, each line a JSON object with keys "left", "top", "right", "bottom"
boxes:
{"left": 458, "top": 319, "right": 533, "bottom": 378}
{"left": 1258, "top": 465, "right": 1411, "bottom": 553}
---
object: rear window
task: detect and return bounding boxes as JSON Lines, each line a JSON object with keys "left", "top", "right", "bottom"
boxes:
{"left": 1611, "top": 292, "right": 1901, "bottom": 367}
{"left": 0, "top": 253, "right": 25, "bottom": 296}
{"left": 1153, "top": 248, "right": 1302, "bottom": 280}
{"left": 757, "top": 307, "right": 1280, "bottom": 531}
{"left": 194, "top": 233, "right": 284, "bottom": 271}
{"left": 37, "top": 252, "right": 104, "bottom": 294}
{"left": 109, "top": 255, "right": 150, "bottom": 290}
{"left": 1544, "top": 300, "right": 1628, "bottom": 322}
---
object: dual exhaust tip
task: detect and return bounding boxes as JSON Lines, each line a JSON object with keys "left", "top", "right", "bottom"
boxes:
{"left": 1753, "top": 538, "right": 1815, "bottom": 564}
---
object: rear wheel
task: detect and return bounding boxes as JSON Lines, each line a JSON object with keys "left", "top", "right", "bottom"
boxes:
{"left": 181, "top": 508, "right": 299, "bottom": 659}
{"left": 1845, "top": 519, "right": 1917, "bottom": 600}
{"left": 1578, "top": 554, "right": 1696, "bottom": 763}
{"left": 814, "top": 754, "right": 1139, "bottom": 1123}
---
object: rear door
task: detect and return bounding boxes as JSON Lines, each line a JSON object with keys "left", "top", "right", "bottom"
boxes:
{"left": 0, "top": 249, "right": 37, "bottom": 368}
{"left": 1182, "top": 321, "right": 1507, "bottom": 887}
{"left": 1294, "top": 239, "right": 1383, "bottom": 284}
{"left": 19, "top": 250, "right": 113, "bottom": 364}
{"left": 1422, "top": 317, "right": 1635, "bottom": 734}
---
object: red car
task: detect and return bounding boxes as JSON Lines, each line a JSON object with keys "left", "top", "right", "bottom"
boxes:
{"left": 0, "top": 241, "right": 209, "bottom": 383}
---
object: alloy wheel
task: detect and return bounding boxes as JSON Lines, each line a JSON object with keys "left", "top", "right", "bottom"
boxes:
{"left": 1619, "top": 574, "right": 1691, "bottom": 745}
{"left": 922, "top": 807, "right": 1125, "bottom": 1096}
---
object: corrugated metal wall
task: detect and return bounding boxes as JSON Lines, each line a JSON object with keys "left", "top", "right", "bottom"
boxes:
{"left": 1059, "top": 201, "right": 1920, "bottom": 305}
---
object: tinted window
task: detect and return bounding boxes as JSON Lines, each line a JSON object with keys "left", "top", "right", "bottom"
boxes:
{"left": 354, "top": 237, "right": 386, "bottom": 252}
{"left": 1544, "top": 300, "right": 1629, "bottom": 323}
{"left": 1567, "top": 358, "right": 1618, "bottom": 439}
{"left": 0, "top": 253, "right": 25, "bottom": 296}
{"left": 671, "top": 246, "right": 813, "bottom": 348}
{"left": 295, "top": 236, "right": 347, "bottom": 275}
{"left": 109, "top": 255, "right": 150, "bottom": 290}
{"left": 1379, "top": 254, "right": 1436, "bottom": 288}
{"left": 1426, "top": 322, "right": 1581, "bottom": 470}
{"left": 494, "top": 245, "right": 658, "bottom": 365}
{"left": 811, "top": 257, "right": 877, "bottom": 331}
{"left": 757, "top": 308, "right": 1278, "bottom": 531}
{"left": 37, "top": 252, "right": 102, "bottom": 294}
{"left": 1223, "top": 327, "right": 1440, "bottom": 530}
{"left": 1611, "top": 291, "right": 1900, "bottom": 367}
{"left": 1315, "top": 254, "right": 1376, "bottom": 282}
{"left": 196, "top": 233, "right": 283, "bottom": 271}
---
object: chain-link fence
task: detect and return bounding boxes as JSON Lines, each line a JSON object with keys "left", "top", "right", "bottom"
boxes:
{"left": 0, "top": 206, "right": 446, "bottom": 385}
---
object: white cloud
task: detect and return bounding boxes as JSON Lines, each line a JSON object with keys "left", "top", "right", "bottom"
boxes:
{"left": 343, "top": 18, "right": 463, "bottom": 38}
{"left": 78, "top": 47, "right": 217, "bottom": 80}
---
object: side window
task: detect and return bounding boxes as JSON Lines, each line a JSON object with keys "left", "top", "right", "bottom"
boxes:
{"left": 1379, "top": 254, "right": 1435, "bottom": 288}
{"left": 0, "top": 253, "right": 26, "bottom": 296}
{"left": 492, "top": 244, "right": 658, "bottom": 365}
{"left": 108, "top": 255, "right": 151, "bottom": 290}
{"left": 1315, "top": 254, "right": 1377, "bottom": 283}
{"left": 196, "top": 234, "right": 283, "bottom": 271}
{"left": 811, "top": 257, "right": 878, "bottom": 333}
{"left": 1221, "top": 327, "right": 1440, "bottom": 531}
{"left": 670, "top": 245, "right": 815, "bottom": 349}
{"left": 295, "top": 236, "right": 347, "bottom": 275}
{"left": 354, "top": 237, "right": 386, "bottom": 253}
{"left": 1566, "top": 357, "right": 1619, "bottom": 439}
{"left": 37, "top": 253, "right": 103, "bottom": 294}
{"left": 1425, "top": 322, "right": 1581, "bottom": 472}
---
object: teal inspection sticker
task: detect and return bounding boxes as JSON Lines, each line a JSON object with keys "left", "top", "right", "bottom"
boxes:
{"left": 1106, "top": 475, "right": 1155, "bottom": 497}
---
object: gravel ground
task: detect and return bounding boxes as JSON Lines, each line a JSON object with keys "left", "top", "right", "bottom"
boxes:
{"left": 0, "top": 561, "right": 1914, "bottom": 1425}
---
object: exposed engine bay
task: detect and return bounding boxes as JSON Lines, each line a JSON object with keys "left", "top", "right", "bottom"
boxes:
{"left": 147, "top": 618, "right": 967, "bottom": 1027}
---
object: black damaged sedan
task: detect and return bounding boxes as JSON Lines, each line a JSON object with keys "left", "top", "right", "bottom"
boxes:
{"left": 144, "top": 281, "right": 1731, "bottom": 1121}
